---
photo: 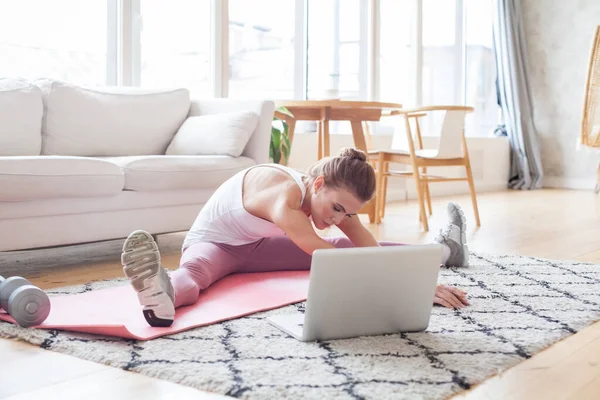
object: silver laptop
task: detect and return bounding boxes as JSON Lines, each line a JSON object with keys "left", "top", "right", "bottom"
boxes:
{"left": 267, "top": 244, "right": 443, "bottom": 342}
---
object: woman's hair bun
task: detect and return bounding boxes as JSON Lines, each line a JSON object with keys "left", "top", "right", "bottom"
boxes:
{"left": 338, "top": 147, "right": 367, "bottom": 162}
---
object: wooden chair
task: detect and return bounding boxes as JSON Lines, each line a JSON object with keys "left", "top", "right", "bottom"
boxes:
{"left": 368, "top": 106, "right": 481, "bottom": 231}
{"left": 580, "top": 25, "right": 600, "bottom": 193}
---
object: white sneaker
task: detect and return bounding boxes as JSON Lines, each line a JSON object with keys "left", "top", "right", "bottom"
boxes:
{"left": 121, "top": 230, "right": 175, "bottom": 327}
{"left": 434, "top": 202, "right": 469, "bottom": 267}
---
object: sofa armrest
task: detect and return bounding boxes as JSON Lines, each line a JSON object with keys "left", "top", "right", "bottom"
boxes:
{"left": 188, "top": 99, "right": 275, "bottom": 164}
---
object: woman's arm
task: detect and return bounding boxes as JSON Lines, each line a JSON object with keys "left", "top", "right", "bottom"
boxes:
{"left": 268, "top": 188, "right": 336, "bottom": 255}
{"left": 336, "top": 216, "right": 379, "bottom": 247}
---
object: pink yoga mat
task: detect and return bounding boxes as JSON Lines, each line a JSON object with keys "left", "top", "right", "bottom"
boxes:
{"left": 0, "top": 271, "right": 310, "bottom": 340}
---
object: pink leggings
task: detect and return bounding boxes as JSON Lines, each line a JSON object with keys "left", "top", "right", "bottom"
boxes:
{"left": 170, "top": 236, "right": 403, "bottom": 308}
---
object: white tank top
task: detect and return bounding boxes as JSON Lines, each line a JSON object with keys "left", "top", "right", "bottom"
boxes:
{"left": 183, "top": 164, "right": 307, "bottom": 249}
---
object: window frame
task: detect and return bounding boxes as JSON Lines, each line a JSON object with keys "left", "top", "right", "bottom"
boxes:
{"left": 109, "top": 0, "right": 493, "bottom": 135}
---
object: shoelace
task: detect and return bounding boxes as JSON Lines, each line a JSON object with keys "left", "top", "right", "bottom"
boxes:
{"left": 438, "top": 223, "right": 462, "bottom": 244}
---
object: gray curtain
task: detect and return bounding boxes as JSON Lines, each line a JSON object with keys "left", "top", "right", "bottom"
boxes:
{"left": 493, "top": 0, "right": 544, "bottom": 189}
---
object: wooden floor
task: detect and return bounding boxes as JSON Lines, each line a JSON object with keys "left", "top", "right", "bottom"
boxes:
{"left": 2, "top": 189, "right": 600, "bottom": 399}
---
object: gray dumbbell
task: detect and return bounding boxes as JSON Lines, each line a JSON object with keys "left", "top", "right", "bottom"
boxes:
{"left": 0, "top": 275, "right": 51, "bottom": 327}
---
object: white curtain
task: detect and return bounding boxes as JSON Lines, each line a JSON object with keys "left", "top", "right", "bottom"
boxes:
{"left": 493, "top": 0, "right": 544, "bottom": 189}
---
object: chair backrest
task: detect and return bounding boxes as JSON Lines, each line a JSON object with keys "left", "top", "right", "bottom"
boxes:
{"left": 389, "top": 108, "right": 468, "bottom": 159}
{"left": 437, "top": 109, "right": 468, "bottom": 158}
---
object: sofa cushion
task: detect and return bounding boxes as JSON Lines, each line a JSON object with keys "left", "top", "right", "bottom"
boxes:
{"left": 101, "top": 155, "right": 255, "bottom": 191}
{"left": 166, "top": 111, "right": 259, "bottom": 157}
{"left": 0, "top": 78, "right": 43, "bottom": 156}
{"left": 37, "top": 80, "right": 191, "bottom": 156}
{"left": 0, "top": 156, "right": 124, "bottom": 201}
{"left": 0, "top": 188, "right": 216, "bottom": 220}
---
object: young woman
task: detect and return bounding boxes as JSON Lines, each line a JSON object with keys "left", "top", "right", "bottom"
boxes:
{"left": 122, "top": 148, "right": 470, "bottom": 327}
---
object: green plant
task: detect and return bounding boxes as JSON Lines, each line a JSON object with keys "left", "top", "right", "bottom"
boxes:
{"left": 270, "top": 106, "right": 293, "bottom": 165}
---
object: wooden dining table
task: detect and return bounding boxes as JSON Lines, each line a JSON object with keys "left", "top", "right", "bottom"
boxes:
{"left": 274, "top": 100, "right": 403, "bottom": 223}
{"left": 274, "top": 100, "right": 403, "bottom": 158}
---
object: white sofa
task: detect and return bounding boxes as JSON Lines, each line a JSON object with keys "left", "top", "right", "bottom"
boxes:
{"left": 0, "top": 79, "right": 274, "bottom": 252}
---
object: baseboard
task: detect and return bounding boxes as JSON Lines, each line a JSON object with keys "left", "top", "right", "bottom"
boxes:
{"left": 543, "top": 176, "right": 598, "bottom": 190}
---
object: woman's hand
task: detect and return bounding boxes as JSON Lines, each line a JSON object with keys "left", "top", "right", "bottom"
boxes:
{"left": 434, "top": 285, "right": 470, "bottom": 309}
{"left": 337, "top": 214, "right": 380, "bottom": 247}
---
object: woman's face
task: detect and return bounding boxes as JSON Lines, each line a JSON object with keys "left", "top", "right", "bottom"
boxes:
{"left": 308, "top": 176, "right": 365, "bottom": 230}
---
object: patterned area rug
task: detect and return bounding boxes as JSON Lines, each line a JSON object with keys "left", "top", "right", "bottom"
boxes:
{"left": 2, "top": 252, "right": 600, "bottom": 399}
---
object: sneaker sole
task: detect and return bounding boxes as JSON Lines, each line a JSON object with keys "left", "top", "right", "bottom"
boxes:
{"left": 121, "top": 230, "right": 175, "bottom": 327}
{"left": 449, "top": 202, "right": 469, "bottom": 267}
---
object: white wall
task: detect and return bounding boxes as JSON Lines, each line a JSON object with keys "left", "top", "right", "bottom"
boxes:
{"left": 287, "top": 133, "right": 510, "bottom": 202}
{"left": 522, "top": 1, "right": 600, "bottom": 189}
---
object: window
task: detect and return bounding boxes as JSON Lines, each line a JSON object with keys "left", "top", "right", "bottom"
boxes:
{"left": 417, "top": 0, "right": 498, "bottom": 136}
{"left": 228, "top": 0, "right": 296, "bottom": 99}
{"left": 0, "top": 0, "right": 498, "bottom": 136}
{"left": 0, "top": 0, "right": 107, "bottom": 86}
{"left": 306, "top": 0, "right": 367, "bottom": 100}
{"left": 422, "top": 0, "right": 460, "bottom": 105}
{"left": 378, "top": 0, "right": 417, "bottom": 105}
{"left": 421, "top": 0, "right": 461, "bottom": 134}
{"left": 464, "top": 0, "right": 500, "bottom": 136}
{"left": 139, "top": 0, "right": 211, "bottom": 97}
